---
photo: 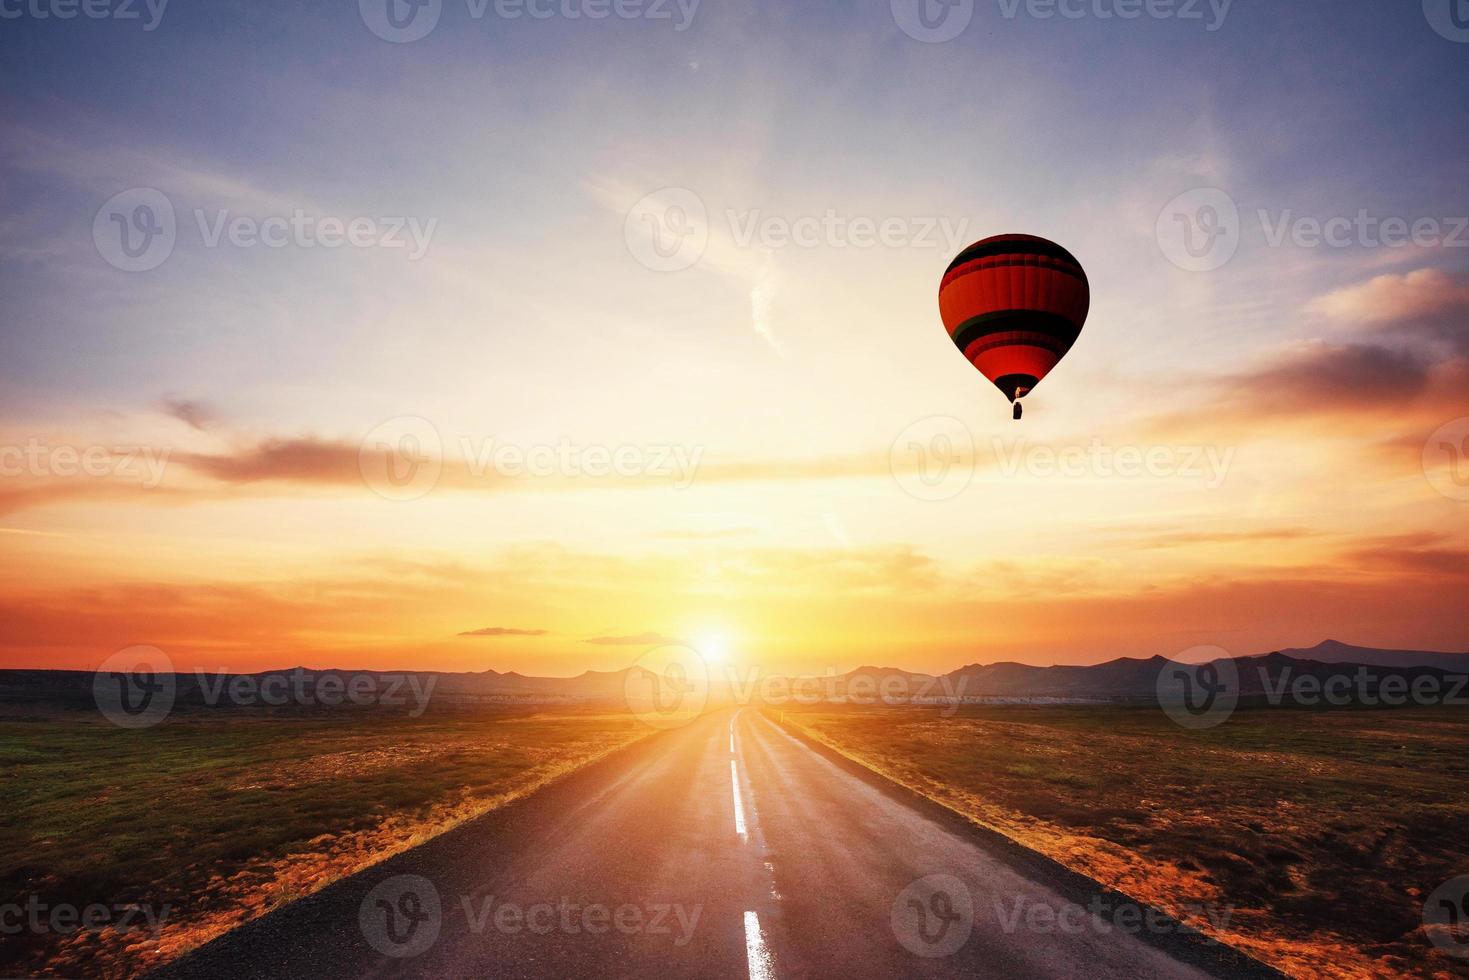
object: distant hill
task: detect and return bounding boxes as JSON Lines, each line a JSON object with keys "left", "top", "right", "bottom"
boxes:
{"left": 1271, "top": 639, "right": 1469, "bottom": 672}
{"left": 2, "top": 639, "right": 1465, "bottom": 709}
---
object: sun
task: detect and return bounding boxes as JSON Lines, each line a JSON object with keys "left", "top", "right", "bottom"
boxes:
{"left": 694, "top": 631, "right": 730, "bottom": 665}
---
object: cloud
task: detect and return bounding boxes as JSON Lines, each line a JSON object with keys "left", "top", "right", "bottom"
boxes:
{"left": 458, "top": 626, "right": 549, "bottom": 637}
{"left": 1130, "top": 527, "right": 1318, "bottom": 549}
{"left": 159, "top": 397, "right": 220, "bottom": 431}
{"left": 1306, "top": 268, "right": 1469, "bottom": 327}
{"left": 170, "top": 438, "right": 360, "bottom": 484}
{"left": 1342, "top": 535, "right": 1469, "bottom": 580}
{"left": 584, "top": 631, "right": 682, "bottom": 646}
{"left": 1184, "top": 340, "right": 1431, "bottom": 422}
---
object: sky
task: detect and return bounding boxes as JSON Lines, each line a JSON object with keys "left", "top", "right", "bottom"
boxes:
{"left": 1, "top": 0, "right": 1467, "bottom": 675}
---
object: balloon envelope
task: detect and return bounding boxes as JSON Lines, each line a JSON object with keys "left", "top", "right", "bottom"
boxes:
{"left": 938, "top": 234, "right": 1089, "bottom": 407}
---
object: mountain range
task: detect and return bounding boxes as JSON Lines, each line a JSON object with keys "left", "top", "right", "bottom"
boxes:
{"left": 2, "top": 640, "right": 1465, "bottom": 709}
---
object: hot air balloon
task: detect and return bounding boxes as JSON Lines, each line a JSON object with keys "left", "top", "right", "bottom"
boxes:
{"left": 939, "top": 234, "right": 1089, "bottom": 420}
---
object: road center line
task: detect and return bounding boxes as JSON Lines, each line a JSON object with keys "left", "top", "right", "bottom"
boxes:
{"left": 744, "top": 910, "right": 774, "bottom": 980}
{"left": 730, "top": 759, "right": 747, "bottom": 838}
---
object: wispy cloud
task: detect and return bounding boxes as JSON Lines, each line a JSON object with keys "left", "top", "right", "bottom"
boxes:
{"left": 458, "top": 626, "right": 549, "bottom": 638}
{"left": 585, "top": 631, "right": 682, "bottom": 646}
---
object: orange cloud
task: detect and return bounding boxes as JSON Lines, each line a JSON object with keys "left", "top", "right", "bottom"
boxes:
{"left": 1306, "top": 267, "right": 1469, "bottom": 326}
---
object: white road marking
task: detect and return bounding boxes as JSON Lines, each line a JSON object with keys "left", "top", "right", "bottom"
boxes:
{"left": 744, "top": 910, "right": 774, "bottom": 980}
{"left": 730, "top": 759, "right": 747, "bottom": 838}
{"left": 729, "top": 717, "right": 736, "bottom": 753}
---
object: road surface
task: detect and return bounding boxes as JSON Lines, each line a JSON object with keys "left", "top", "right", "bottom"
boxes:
{"left": 152, "top": 709, "right": 1279, "bottom": 980}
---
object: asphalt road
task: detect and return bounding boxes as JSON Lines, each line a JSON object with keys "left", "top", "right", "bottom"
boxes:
{"left": 151, "top": 709, "right": 1281, "bottom": 980}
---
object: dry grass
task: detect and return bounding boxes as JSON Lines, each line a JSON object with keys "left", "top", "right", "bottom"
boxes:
{"left": 1, "top": 705, "right": 650, "bottom": 978}
{"left": 770, "top": 702, "right": 1469, "bottom": 979}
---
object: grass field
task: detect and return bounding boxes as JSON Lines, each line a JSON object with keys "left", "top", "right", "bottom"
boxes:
{"left": 0, "top": 703, "right": 649, "bottom": 978}
{"left": 768, "top": 701, "right": 1469, "bottom": 979}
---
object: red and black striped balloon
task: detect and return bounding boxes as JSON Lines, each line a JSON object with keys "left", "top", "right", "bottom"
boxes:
{"left": 938, "top": 234, "right": 1089, "bottom": 412}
